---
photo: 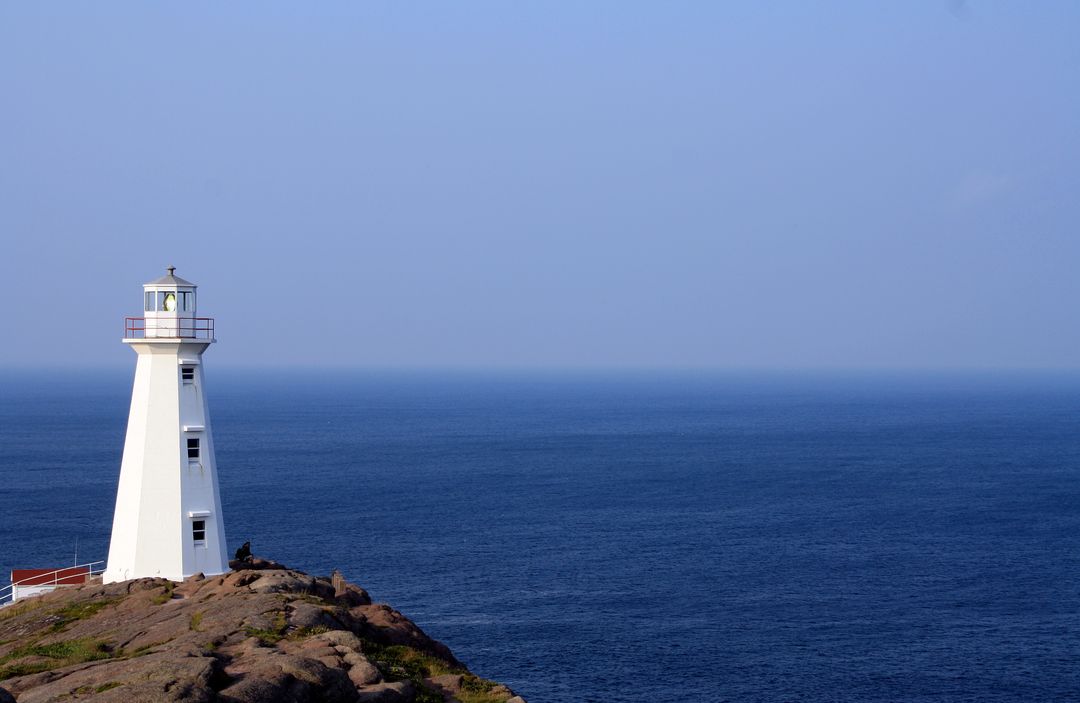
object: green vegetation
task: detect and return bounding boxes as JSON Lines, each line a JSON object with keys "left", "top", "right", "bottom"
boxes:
{"left": 287, "top": 625, "right": 331, "bottom": 640}
{"left": 126, "top": 642, "right": 165, "bottom": 658}
{"left": 0, "top": 598, "right": 49, "bottom": 621}
{"left": 244, "top": 611, "right": 288, "bottom": 646}
{"left": 74, "top": 681, "right": 124, "bottom": 695}
{"left": 414, "top": 686, "right": 446, "bottom": 703}
{"left": 457, "top": 675, "right": 512, "bottom": 703}
{"left": 149, "top": 583, "right": 175, "bottom": 605}
{"left": 0, "top": 638, "right": 114, "bottom": 680}
{"left": 189, "top": 612, "right": 204, "bottom": 631}
{"left": 363, "top": 642, "right": 509, "bottom": 703}
{"left": 50, "top": 598, "right": 121, "bottom": 632}
{"left": 365, "top": 642, "right": 456, "bottom": 680}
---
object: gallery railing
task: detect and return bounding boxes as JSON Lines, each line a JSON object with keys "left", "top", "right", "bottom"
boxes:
{"left": 124, "top": 317, "right": 215, "bottom": 340}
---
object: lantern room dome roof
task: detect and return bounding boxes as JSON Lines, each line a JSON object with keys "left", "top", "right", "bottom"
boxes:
{"left": 144, "top": 266, "right": 196, "bottom": 288}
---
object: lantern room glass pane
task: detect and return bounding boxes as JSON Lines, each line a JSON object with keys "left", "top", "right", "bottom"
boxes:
{"left": 144, "top": 292, "right": 154, "bottom": 312}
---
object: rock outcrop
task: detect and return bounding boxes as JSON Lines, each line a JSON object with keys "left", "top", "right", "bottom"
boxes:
{"left": 0, "top": 558, "right": 523, "bottom": 702}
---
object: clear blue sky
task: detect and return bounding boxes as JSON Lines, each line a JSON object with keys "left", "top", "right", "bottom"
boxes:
{"left": 2, "top": 2, "right": 1077, "bottom": 369}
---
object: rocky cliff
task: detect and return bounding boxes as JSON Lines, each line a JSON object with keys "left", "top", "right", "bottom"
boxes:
{"left": 0, "top": 559, "right": 525, "bottom": 703}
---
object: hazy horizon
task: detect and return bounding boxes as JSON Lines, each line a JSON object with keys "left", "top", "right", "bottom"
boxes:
{"left": 6, "top": 365, "right": 1080, "bottom": 381}
{"left": 3, "top": 3, "right": 1078, "bottom": 370}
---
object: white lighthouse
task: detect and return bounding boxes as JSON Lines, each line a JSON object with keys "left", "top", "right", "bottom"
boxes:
{"left": 103, "top": 268, "right": 229, "bottom": 583}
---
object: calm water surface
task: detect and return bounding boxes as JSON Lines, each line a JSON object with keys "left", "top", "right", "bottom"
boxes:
{"left": 2, "top": 370, "right": 1079, "bottom": 702}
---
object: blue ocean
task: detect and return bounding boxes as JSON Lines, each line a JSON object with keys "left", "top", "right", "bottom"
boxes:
{"left": 2, "top": 370, "right": 1079, "bottom": 702}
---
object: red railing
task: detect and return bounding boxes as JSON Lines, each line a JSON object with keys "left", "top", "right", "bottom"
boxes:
{"left": 125, "top": 317, "right": 215, "bottom": 340}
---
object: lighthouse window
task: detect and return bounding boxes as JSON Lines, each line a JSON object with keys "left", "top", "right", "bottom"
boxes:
{"left": 181, "top": 291, "right": 192, "bottom": 312}
{"left": 181, "top": 367, "right": 195, "bottom": 382}
{"left": 144, "top": 292, "right": 154, "bottom": 312}
{"left": 192, "top": 520, "right": 206, "bottom": 543}
{"left": 187, "top": 437, "right": 200, "bottom": 459}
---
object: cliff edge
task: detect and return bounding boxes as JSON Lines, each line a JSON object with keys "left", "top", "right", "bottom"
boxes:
{"left": 0, "top": 558, "right": 525, "bottom": 703}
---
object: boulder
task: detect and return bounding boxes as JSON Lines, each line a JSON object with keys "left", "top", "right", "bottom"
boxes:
{"left": 288, "top": 601, "right": 340, "bottom": 631}
{"left": 313, "top": 630, "right": 364, "bottom": 651}
{"left": 344, "top": 652, "right": 382, "bottom": 686}
{"left": 221, "top": 653, "right": 356, "bottom": 703}
{"left": 355, "top": 680, "right": 415, "bottom": 702}
{"left": 426, "top": 673, "right": 463, "bottom": 693}
{"left": 353, "top": 604, "right": 461, "bottom": 667}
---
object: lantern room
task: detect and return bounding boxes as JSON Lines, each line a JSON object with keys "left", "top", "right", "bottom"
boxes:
{"left": 125, "top": 266, "right": 214, "bottom": 340}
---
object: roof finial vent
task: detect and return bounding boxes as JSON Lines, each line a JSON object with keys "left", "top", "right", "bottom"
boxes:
{"left": 167, "top": 266, "right": 176, "bottom": 276}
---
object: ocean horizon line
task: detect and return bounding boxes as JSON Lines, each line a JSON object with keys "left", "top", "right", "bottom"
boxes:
{"left": 4, "top": 364, "right": 1080, "bottom": 375}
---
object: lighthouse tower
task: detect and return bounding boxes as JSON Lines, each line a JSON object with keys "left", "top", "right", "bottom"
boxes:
{"left": 104, "top": 268, "right": 229, "bottom": 583}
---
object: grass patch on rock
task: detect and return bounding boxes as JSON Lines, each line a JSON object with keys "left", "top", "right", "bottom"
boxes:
{"left": 200, "top": 639, "right": 222, "bottom": 653}
{"left": 124, "top": 641, "right": 169, "bottom": 659}
{"left": 0, "top": 598, "right": 50, "bottom": 621}
{"left": 456, "top": 675, "right": 513, "bottom": 703}
{"left": 244, "top": 611, "right": 287, "bottom": 646}
{"left": 50, "top": 598, "right": 121, "bottom": 632}
{"left": 286, "top": 625, "right": 331, "bottom": 641}
{"left": 365, "top": 642, "right": 458, "bottom": 680}
{"left": 74, "top": 681, "right": 124, "bottom": 695}
{"left": 149, "top": 583, "right": 175, "bottom": 605}
{"left": 363, "top": 642, "right": 510, "bottom": 703}
{"left": 0, "top": 638, "right": 115, "bottom": 680}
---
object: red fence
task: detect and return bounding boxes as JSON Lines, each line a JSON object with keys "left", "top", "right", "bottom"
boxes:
{"left": 11, "top": 566, "right": 92, "bottom": 587}
{"left": 2, "top": 561, "right": 106, "bottom": 605}
{"left": 125, "top": 317, "right": 215, "bottom": 340}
